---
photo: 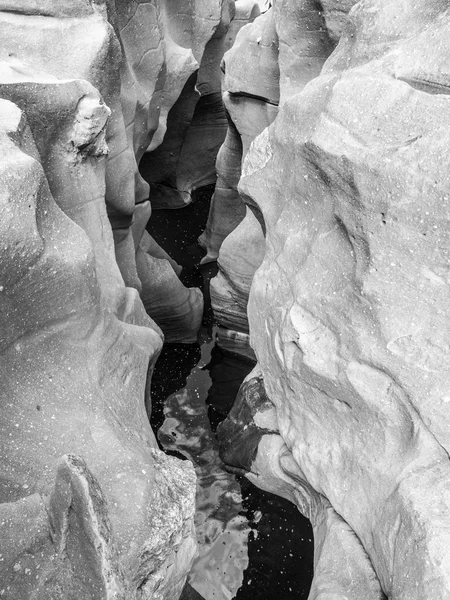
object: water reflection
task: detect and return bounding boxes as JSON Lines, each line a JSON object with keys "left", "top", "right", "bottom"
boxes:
{"left": 235, "top": 479, "right": 313, "bottom": 600}
{"left": 204, "top": 343, "right": 256, "bottom": 433}
{"left": 151, "top": 331, "right": 314, "bottom": 600}
{"left": 154, "top": 331, "right": 250, "bottom": 600}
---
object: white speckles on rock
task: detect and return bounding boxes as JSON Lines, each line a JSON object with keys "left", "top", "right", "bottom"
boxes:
{"left": 219, "top": 1, "right": 450, "bottom": 598}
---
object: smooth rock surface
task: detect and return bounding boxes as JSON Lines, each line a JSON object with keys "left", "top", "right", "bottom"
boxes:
{"left": 0, "top": 0, "right": 263, "bottom": 597}
{"left": 206, "top": 0, "right": 341, "bottom": 337}
{"left": 218, "top": 369, "right": 383, "bottom": 600}
{"left": 0, "top": 101, "right": 197, "bottom": 599}
{"left": 136, "top": 245, "right": 203, "bottom": 344}
{"left": 142, "top": 0, "right": 243, "bottom": 209}
{"left": 210, "top": 209, "right": 265, "bottom": 334}
{"left": 199, "top": 7, "right": 279, "bottom": 268}
{"left": 221, "top": 1, "right": 450, "bottom": 597}
{"left": 0, "top": 0, "right": 213, "bottom": 342}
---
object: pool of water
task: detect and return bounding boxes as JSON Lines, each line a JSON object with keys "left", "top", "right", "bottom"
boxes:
{"left": 145, "top": 185, "right": 314, "bottom": 599}
{"left": 150, "top": 330, "right": 314, "bottom": 600}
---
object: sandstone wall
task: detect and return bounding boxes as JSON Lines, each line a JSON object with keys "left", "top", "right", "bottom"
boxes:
{"left": 140, "top": 0, "right": 259, "bottom": 210}
{"left": 206, "top": 0, "right": 353, "bottom": 346}
{"left": 0, "top": 94, "right": 196, "bottom": 600}
{"left": 219, "top": 0, "right": 450, "bottom": 598}
{"left": 0, "top": 1, "right": 251, "bottom": 597}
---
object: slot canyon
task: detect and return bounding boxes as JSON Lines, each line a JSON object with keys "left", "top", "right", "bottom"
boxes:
{"left": 2, "top": 1, "right": 450, "bottom": 599}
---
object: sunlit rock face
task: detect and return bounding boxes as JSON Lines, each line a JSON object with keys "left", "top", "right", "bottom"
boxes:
{"left": 221, "top": 0, "right": 450, "bottom": 597}
{"left": 207, "top": 0, "right": 344, "bottom": 341}
{"left": 0, "top": 0, "right": 207, "bottom": 343}
{"left": 0, "top": 100, "right": 196, "bottom": 599}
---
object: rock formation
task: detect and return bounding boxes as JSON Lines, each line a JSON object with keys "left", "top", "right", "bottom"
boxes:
{"left": 219, "top": 0, "right": 450, "bottom": 598}
{"left": 1, "top": 0, "right": 210, "bottom": 343}
{"left": 205, "top": 0, "right": 351, "bottom": 342}
{"left": 140, "top": 0, "right": 254, "bottom": 210}
{"left": 7, "top": 0, "right": 450, "bottom": 598}
{"left": 0, "top": 1, "right": 256, "bottom": 597}
{"left": 0, "top": 97, "right": 196, "bottom": 599}
{"left": 199, "top": 7, "right": 279, "bottom": 267}
{"left": 219, "top": 368, "right": 383, "bottom": 600}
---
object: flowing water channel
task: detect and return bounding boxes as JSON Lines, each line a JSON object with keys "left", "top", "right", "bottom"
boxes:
{"left": 146, "top": 187, "right": 314, "bottom": 600}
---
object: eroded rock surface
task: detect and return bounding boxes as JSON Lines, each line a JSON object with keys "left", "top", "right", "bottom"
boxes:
{"left": 0, "top": 99, "right": 196, "bottom": 599}
{"left": 218, "top": 369, "right": 383, "bottom": 600}
{"left": 199, "top": 7, "right": 279, "bottom": 266}
{"left": 0, "top": 0, "right": 264, "bottom": 595}
{"left": 207, "top": 0, "right": 343, "bottom": 343}
{"left": 141, "top": 0, "right": 255, "bottom": 209}
{"left": 0, "top": 0, "right": 210, "bottom": 342}
{"left": 220, "top": 0, "right": 450, "bottom": 597}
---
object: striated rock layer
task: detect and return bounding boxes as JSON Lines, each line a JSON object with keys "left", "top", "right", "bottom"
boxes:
{"left": 220, "top": 0, "right": 450, "bottom": 598}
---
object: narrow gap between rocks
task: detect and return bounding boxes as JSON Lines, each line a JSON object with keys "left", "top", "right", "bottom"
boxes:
{"left": 143, "top": 184, "right": 314, "bottom": 600}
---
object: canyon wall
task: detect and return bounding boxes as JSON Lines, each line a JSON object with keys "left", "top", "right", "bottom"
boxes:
{"left": 5, "top": 0, "right": 450, "bottom": 598}
{"left": 140, "top": 0, "right": 260, "bottom": 210}
{"left": 204, "top": 0, "right": 355, "bottom": 351}
{"left": 218, "top": 0, "right": 450, "bottom": 598}
{"left": 0, "top": 1, "right": 255, "bottom": 598}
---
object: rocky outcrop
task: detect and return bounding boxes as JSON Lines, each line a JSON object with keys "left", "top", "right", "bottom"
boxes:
{"left": 220, "top": 0, "right": 450, "bottom": 597}
{"left": 0, "top": 0, "right": 209, "bottom": 342}
{"left": 0, "top": 99, "right": 196, "bottom": 599}
{"left": 141, "top": 0, "right": 255, "bottom": 209}
{"left": 205, "top": 0, "right": 349, "bottom": 341}
{"left": 0, "top": 0, "right": 257, "bottom": 596}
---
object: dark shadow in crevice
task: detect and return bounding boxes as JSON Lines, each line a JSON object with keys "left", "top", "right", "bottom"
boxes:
{"left": 142, "top": 176, "right": 314, "bottom": 600}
